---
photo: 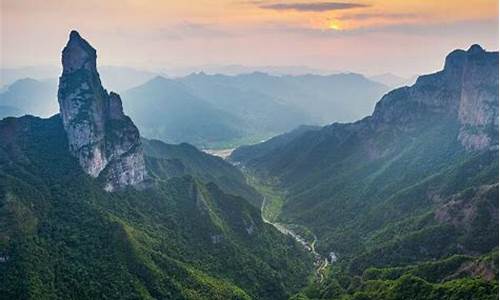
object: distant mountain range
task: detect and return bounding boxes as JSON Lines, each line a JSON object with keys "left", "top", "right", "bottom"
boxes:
{"left": 0, "top": 66, "right": 159, "bottom": 118}
{"left": 121, "top": 71, "right": 389, "bottom": 148}
{"left": 1, "top": 70, "right": 389, "bottom": 149}
{"left": 0, "top": 65, "right": 159, "bottom": 92}
{"left": 230, "top": 44, "right": 499, "bottom": 299}
{"left": 164, "top": 64, "right": 339, "bottom": 77}
{"left": 369, "top": 72, "right": 418, "bottom": 88}
{"left": 0, "top": 78, "right": 58, "bottom": 118}
{"left": 0, "top": 64, "right": 338, "bottom": 87}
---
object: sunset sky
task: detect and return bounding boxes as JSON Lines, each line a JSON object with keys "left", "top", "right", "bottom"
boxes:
{"left": 1, "top": 0, "right": 498, "bottom": 77}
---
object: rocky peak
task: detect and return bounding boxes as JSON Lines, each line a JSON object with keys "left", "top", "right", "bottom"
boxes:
{"left": 108, "top": 92, "right": 126, "bottom": 120}
{"left": 467, "top": 44, "right": 485, "bottom": 54}
{"left": 58, "top": 30, "right": 147, "bottom": 191}
{"left": 443, "top": 44, "right": 490, "bottom": 78}
{"left": 62, "top": 30, "right": 97, "bottom": 74}
{"left": 372, "top": 44, "right": 498, "bottom": 151}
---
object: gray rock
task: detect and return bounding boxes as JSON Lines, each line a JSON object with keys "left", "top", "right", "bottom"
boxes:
{"left": 58, "top": 30, "right": 147, "bottom": 191}
{"left": 372, "top": 44, "right": 498, "bottom": 151}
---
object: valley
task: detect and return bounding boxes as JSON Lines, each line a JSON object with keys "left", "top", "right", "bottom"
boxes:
{"left": 246, "top": 173, "right": 333, "bottom": 283}
{"left": 202, "top": 147, "right": 235, "bottom": 159}
{"left": 229, "top": 44, "right": 499, "bottom": 299}
{"left": 263, "top": 213, "right": 330, "bottom": 283}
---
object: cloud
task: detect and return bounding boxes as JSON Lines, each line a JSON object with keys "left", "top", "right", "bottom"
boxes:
{"left": 259, "top": 18, "right": 499, "bottom": 39}
{"left": 258, "top": 2, "right": 369, "bottom": 12}
{"left": 339, "top": 12, "right": 419, "bottom": 21}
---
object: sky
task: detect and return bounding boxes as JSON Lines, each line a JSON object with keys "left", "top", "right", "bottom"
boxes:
{"left": 1, "top": 0, "right": 498, "bottom": 77}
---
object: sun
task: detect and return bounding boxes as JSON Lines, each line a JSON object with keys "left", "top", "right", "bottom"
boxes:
{"left": 328, "top": 21, "right": 342, "bottom": 31}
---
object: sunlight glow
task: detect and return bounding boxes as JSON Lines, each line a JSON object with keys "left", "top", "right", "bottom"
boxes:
{"left": 328, "top": 21, "right": 342, "bottom": 31}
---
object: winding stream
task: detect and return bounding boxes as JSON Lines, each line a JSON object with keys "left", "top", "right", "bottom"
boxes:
{"left": 260, "top": 196, "right": 329, "bottom": 281}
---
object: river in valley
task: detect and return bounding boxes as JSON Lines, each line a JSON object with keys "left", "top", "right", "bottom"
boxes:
{"left": 260, "top": 196, "right": 330, "bottom": 282}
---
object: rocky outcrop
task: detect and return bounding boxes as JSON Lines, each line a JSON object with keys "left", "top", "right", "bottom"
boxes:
{"left": 434, "top": 184, "right": 498, "bottom": 227}
{"left": 456, "top": 45, "right": 499, "bottom": 150}
{"left": 372, "top": 44, "right": 498, "bottom": 151}
{"left": 58, "top": 31, "right": 146, "bottom": 191}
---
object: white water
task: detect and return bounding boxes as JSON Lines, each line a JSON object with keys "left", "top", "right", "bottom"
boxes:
{"left": 260, "top": 196, "right": 329, "bottom": 281}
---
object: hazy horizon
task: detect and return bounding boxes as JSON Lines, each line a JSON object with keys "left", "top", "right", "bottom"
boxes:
{"left": 2, "top": 0, "right": 498, "bottom": 78}
{"left": 0, "top": 62, "right": 404, "bottom": 79}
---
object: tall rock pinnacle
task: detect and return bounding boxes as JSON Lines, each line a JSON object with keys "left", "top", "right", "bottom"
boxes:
{"left": 58, "top": 30, "right": 147, "bottom": 191}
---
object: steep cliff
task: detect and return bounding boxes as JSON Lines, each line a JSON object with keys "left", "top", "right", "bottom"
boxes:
{"left": 58, "top": 31, "right": 146, "bottom": 191}
{"left": 372, "top": 44, "right": 498, "bottom": 151}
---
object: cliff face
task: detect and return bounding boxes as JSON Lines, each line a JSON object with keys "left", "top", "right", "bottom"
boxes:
{"left": 58, "top": 31, "right": 146, "bottom": 191}
{"left": 372, "top": 44, "right": 498, "bottom": 151}
{"left": 455, "top": 46, "right": 499, "bottom": 150}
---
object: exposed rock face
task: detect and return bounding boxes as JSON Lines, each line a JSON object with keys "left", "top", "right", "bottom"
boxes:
{"left": 456, "top": 46, "right": 499, "bottom": 150}
{"left": 434, "top": 184, "right": 498, "bottom": 227}
{"left": 372, "top": 44, "right": 498, "bottom": 151}
{"left": 58, "top": 31, "right": 146, "bottom": 191}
